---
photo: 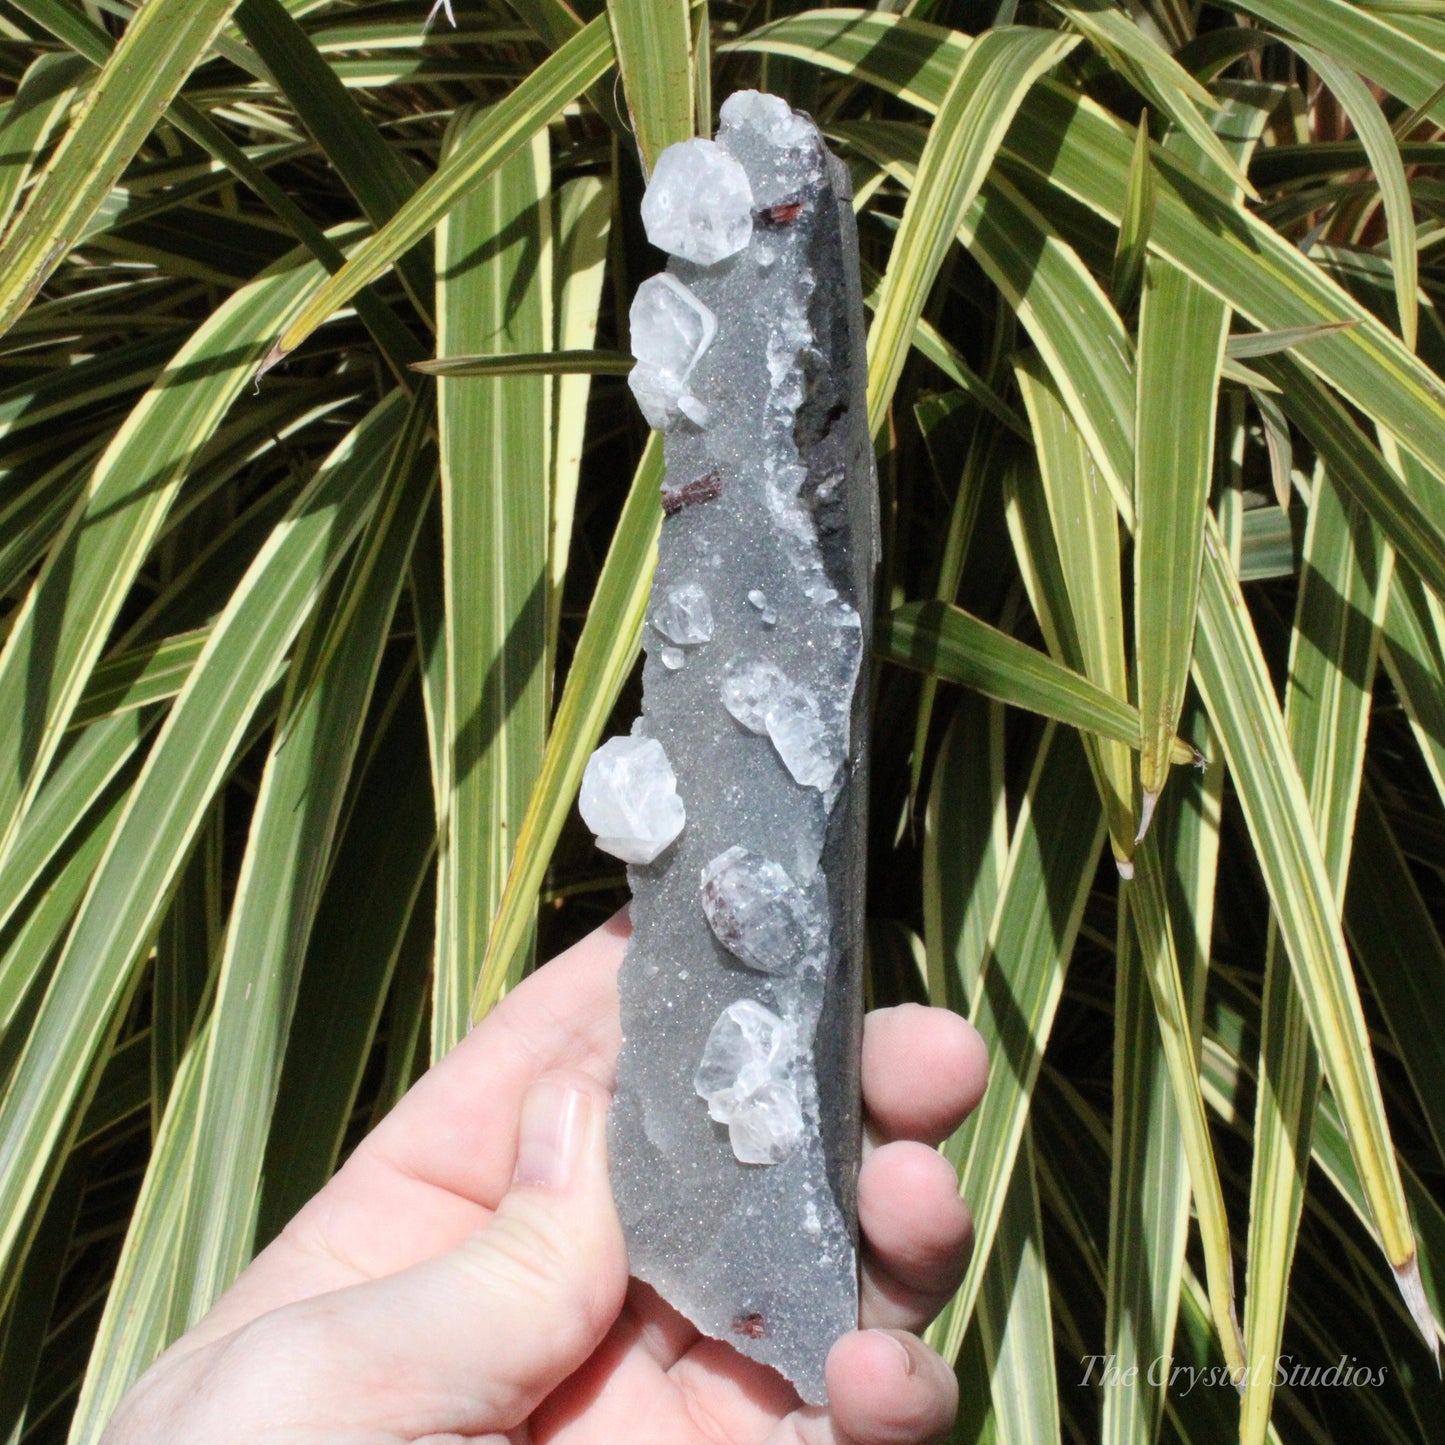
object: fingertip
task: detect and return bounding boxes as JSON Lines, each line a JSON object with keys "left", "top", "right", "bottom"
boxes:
{"left": 858, "top": 1141, "right": 972, "bottom": 1290}
{"left": 825, "top": 1330, "right": 958, "bottom": 1444}
{"left": 862, "top": 1006, "right": 989, "bottom": 1145}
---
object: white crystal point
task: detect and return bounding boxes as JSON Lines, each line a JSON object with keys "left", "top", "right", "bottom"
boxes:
{"left": 579, "top": 734, "right": 685, "bottom": 864}
{"left": 719, "top": 90, "right": 816, "bottom": 150}
{"left": 694, "top": 1000, "right": 804, "bottom": 1164}
{"left": 725, "top": 1079, "right": 805, "bottom": 1165}
{"left": 641, "top": 138, "right": 754, "bottom": 265}
{"left": 721, "top": 656, "right": 788, "bottom": 734}
{"left": 701, "top": 846, "right": 812, "bottom": 975}
{"left": 765, "top": 685, "right": 839, "bottom": 791}
{"left": 654, "top": 581, "right": 714, "bottom": 645}
{"left": 628, "top": 274, "right": 717, "bottom": 432}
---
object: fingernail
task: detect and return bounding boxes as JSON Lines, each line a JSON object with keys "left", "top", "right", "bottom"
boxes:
{"left": 514, "top": 1078, "right": 591, "bottom": 1189}
{"left": 871, "top": 1331, "right": 916, "bottom": 1377}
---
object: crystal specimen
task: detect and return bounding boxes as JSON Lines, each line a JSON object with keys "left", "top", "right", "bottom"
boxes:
{"left": 721, "top": 656, "right": 788, "bottom": 734}
{"left": 627, "top": 274, "right": 717, "bottom": 431}
{"left": 653, "top": 581, "right": 714, "bottom": 646}
{"left": 695, "top": 999, "right": 805, "bottom": 1165}
{"left": 578, "top": 734, "right": 685, "bottom": 865}
{"left": 607, "top": 92, "right": 877, "bottom": 1405}
{"left": 763, "top": 685, "right": 840, "bottom": 793}
{"left": 701, "top": 847, "right": 817, "bottom": 976}
{"left": 641, "top": 138, "right": 754, "bottom": 266}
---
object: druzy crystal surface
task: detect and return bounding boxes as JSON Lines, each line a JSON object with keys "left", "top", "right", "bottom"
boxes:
{"left": 597, "top": 92, "right": 877, "bottom": 1404}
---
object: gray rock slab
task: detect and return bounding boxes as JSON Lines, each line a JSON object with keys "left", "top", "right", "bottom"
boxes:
{"left": 603, "top": 93, "right": 877, "bottom": 1405}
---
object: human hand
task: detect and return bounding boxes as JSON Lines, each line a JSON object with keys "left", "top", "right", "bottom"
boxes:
{"left": 105, "top": 911, "right": 988, "bottom": 1444}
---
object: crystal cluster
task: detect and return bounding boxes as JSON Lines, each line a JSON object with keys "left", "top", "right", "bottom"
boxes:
{"left": 701, "top": 847, "right": 818, "bottom": 976}
{"left": 578, "top": 735, "right": 684, "bottom": 865}
{"left": 628, "top": 274, "right": 717, "bottom": 430}
{"left": 641, "top": 138, "right": 753, "bottom": 265}
{"left": 694, "top": 1000, "right": 804, "bottom": 1164}
{"left": 595, "top": 91, "right": 876, "bottom": 1405}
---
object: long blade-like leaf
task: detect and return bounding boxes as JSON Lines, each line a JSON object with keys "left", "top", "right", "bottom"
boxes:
{"left": 0, "top": 392, "right": 404, "bottom": 1306}
{"left": 0, "top": 0, "right": 243, "bottom": 336}
{"left": 269, "top": 15, "right": 612, "bottom": 365}
{"left": 434, "top": 120, "right": 551, "bottom": 1049}
{"left": 866, "top": 25, "right": 1078, "bottom": 434}
{"left": 606, "top": 0, "right": 692, "bottom": 174}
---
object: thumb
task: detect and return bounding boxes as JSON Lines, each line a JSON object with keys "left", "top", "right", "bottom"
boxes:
{"left": 297, "top": 1071, "right": 629, "bottom": 1437}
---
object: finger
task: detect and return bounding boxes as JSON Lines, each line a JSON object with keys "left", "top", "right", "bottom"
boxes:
{"left": 779, "top": 1331, "right": 957, "bottom": 1445}
{"left": 231, "top": 1071, "right": 630, "bottom": 1439}
{"left": 857, "top": 1143, "right": 972, "bottom": 1332}
{"left": 186, "top": 914, "right": 631, "bottom": 1347}
{"left": 862, "top": 1005, "right": 988, "bottom": 1147}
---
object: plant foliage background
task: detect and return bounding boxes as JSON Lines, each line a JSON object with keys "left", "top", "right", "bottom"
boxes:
{"left": 0, "top": 1, "right": 1442, "bottom": 1441}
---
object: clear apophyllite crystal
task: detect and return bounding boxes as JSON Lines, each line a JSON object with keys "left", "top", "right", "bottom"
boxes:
{"left": 641, "top": 138, "right": 754, "bottom": 266}
{"left": 701, "top": 846, "right": 814, "bottom": 975}
{"left": 628, "top": 274, "right": 717, "bottom": 431}
{"left": 694, "top": 999, "right": 805, "bottom": 1165}
{"left": 653, "top": 582, "right": 714, "bottom": 645}
{"left": 720, "top": 656, "right": 788, "bottom": 734}
{"left": 718, "top": 89, "right": 817, "bottom": 151}
{"left": 579, "top": 734, "right": 685, "bottom": 865}
{"left": 765, "top": 686, "right": 839, "bottom": 791}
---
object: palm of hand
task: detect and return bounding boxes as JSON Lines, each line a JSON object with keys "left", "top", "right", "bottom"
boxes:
{"left": 107, "top": 914, "right": 986, "bottom": 1445}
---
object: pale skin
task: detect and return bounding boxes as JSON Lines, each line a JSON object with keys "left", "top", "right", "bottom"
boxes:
{"left": 105, "top": 911, "right": 989, "bottom": 1445}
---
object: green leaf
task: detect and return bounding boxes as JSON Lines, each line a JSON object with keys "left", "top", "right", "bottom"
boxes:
{"left": 923, "top": 690, "right": 1007, "bottom": 1013}
{"left": 1110, "top": 111, "right": 1154, "bottom": 316}
{"left": 882, "top": 598, "right": 1193, "bottom": 764}
{"left": 256, "top": 679, "right": 435, "bottom": 1244}
{"left": 414, "top": 348, "right": 631, "bottom": 378}
{"left": 1193, "top": 511, "right": 1433, "bottom": 1346}
{"left": 976, "top": 1129, "right": 1060, "bottom": 1445}
{"left": 1014, "top": 352, "right": 1135, "bottom": 861}
{"left": 0, "top": 229, "right": 363, "bottom": 882}
{"left": 1295, "top": 43, "right": 1418, "bottom": 351}
{"left": 743, "top": 10, "right": 1445, "bottom": 494}
{"left": 1130, "top": 837, "right": 1246, "bottom": 1380}
{"left": 1133, "top": 258, "right": 1229, "bottom": 809}
{"left": 1048, "top": 0, "right": 1255, "bottom": 196}
{"left": 1225, "top": 320, "right": 1361, "bottom": 359}
{"left": 1233, "top": 0, "right": 1445, "bottom": 128}
{"left": 548, "top": 176, "right": 613, "bottom": 659}
{"left": 0, "top": 0, "right": 244, "bottom": 336}
{"left": 0, "top": 53, "right": 89, "bottom": 242}
{"left": 434, "top": 119, "right": 551, "bottom": 1049}
{"left": 865, "top": 25, "right": 1078, "bottom": 434}
{"left": 233, "top": 0, "right": 434, "bottom": 326}
{"left": 1104, "top": 703, "right": 1223, "bottom": 1445}
{"left": 606, "top": 0, "right": 692, "bottom": 174}
{"left": 1254, "top": 354, "right": 1445, "bottom": 607}
{"left": 174, "top": 391, "right": 434, "bottom": 1320}
{"left": 68, "top": 1015, "right": 212, "bottom": 1439}
{"left": 926, "top": 725, "right": 1106, "bottom": 1361}
{"left": 0, "top": 391, "right": 404, "bottom": 1308}
{"left": 271, "top": 15, "right": 613, "bottom": 363}
{"left": 68, "top": 629, "right": 208, "bottom": 731}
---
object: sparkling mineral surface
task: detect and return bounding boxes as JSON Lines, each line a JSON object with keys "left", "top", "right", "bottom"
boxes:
{"left": 601, "top": 92, "right": 877, "bottom": 1404}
